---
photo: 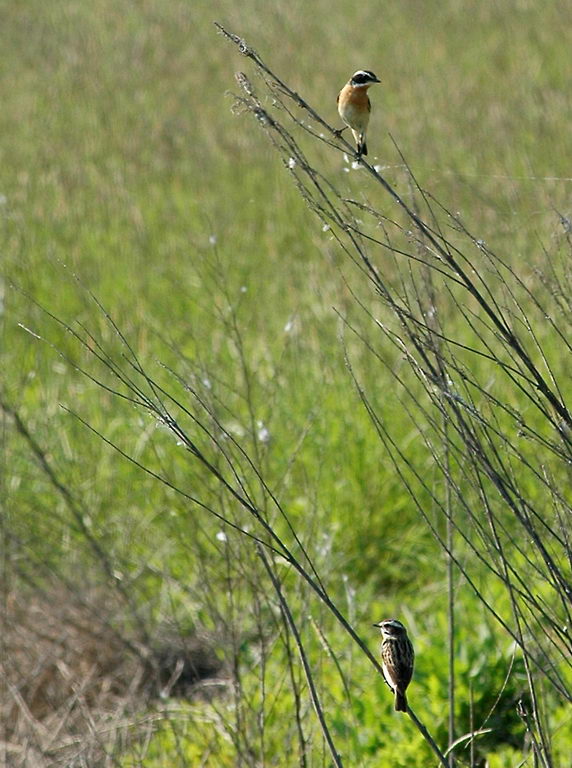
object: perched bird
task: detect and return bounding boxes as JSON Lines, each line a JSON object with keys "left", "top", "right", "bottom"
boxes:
{"left": 337, "top": 69, "right": 381, "bottom": 157}
{"left": 373, "top": 618, "right": 415, "bottom": 712}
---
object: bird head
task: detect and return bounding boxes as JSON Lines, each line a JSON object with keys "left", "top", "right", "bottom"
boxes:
{"left": 373, "top": 618, "right": 407, "bottom": 639}
{"left": 350, "top": 70, "right": 381, "bottom": 87}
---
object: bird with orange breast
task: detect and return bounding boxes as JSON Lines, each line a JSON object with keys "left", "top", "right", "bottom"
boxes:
{"left": 337, "top": 70, "right": 381, "bottom": 158}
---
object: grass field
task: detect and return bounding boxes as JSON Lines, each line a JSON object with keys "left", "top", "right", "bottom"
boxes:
{"left": 2, "top": 1, "right": 572, "bottom": 766}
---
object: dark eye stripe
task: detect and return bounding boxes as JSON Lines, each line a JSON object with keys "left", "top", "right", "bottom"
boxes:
{"left": 351, "top": 70, "right": 378, "bottom": 85}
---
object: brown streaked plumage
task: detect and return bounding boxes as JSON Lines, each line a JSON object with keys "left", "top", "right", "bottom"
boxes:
{"left": 337, "top": 69, "right": 381, "bottom": 157}
{"left": 373, "top": 618, "right": 414, "bottom": 712}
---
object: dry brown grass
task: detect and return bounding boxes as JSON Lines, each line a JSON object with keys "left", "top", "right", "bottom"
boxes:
{"left": 1, "top": 585, "right": 224, "bottom": 767}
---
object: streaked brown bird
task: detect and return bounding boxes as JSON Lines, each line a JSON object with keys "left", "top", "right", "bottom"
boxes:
{"left": 373, "top": 618, "right": 414, "bottom": 712}
{"left": 337, "top": 69, "right": 381, "bottom": 157}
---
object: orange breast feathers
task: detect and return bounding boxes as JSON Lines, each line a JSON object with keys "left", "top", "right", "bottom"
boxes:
{"left": 340, "top": 85, "right": 372, "bottom": 110}
{"left": 337, "top": 85, "right": 372, "bottom": 132}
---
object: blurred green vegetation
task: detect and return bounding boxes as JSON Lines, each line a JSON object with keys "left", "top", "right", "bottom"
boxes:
{"left": 2, "top": 0, "right": 571, "bottom": 765}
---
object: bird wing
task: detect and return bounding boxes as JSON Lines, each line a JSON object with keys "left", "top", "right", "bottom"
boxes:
{"left": 397, "top": 662, "right": 413, "bottom": 689}
{"left": 367, "top": 95, "right": 371, "bottom": 112}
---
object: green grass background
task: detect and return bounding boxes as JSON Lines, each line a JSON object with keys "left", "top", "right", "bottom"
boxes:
{"left": 2, "top": 0, "right": 571, "bottom": 765}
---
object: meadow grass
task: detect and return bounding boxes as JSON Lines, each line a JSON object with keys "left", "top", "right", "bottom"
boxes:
{"left": 2, "top": 1, "right": 571, "bottom": 765}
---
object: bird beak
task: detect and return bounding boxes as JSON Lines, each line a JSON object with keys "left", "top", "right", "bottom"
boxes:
{"left": 372, "top": 622, "right": 381, "bottom": 627}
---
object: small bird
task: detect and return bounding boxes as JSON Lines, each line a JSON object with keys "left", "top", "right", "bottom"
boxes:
{"left": 373, "top": 618, "right": 415, "bottom": 712}
{"left": 337, "top": 70, "right": 381, "bottom": 157}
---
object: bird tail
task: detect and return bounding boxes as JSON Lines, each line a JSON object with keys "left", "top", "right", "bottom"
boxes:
{"left": 351, "top": 130, "right": 368, "bottom": 157}
{"left": 395, "top": 690, "right": 408, "bottom": 712}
